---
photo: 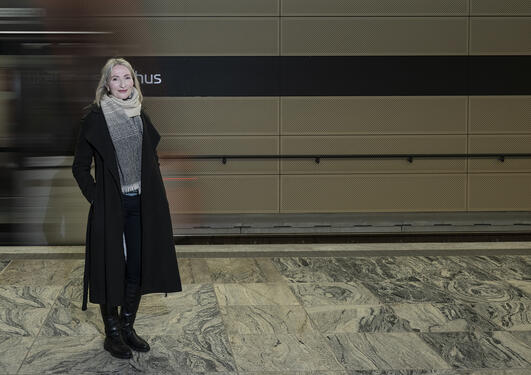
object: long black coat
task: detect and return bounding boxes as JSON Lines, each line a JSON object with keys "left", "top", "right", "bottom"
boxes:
{"left": 72, "top": 104, "right": 182, "bottom": 310}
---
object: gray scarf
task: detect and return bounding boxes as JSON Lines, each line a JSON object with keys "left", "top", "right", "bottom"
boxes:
{"left": 101, "top": 89, "right": 143, "bottom": 194}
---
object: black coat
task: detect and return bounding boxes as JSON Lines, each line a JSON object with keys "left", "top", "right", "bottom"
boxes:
{"left": 72, "top": 104, "right": 182, "bottom": 310}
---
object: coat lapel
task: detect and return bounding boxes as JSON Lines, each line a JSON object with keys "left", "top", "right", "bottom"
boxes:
{"left": 140, "top": 111, "right": 160, "bottom": 185}
{"left": 84, "top": 107, "right": 121, "bottom": 191}
{"left": 141, "top": 111, "right": 161, "bottom": 150}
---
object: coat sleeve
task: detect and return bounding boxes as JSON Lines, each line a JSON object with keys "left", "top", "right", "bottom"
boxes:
{"left": 72, "top": 118, "right": 96, "bottom": 204}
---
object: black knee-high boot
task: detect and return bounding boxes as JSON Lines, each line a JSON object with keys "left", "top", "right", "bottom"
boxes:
{"left": 120, "top": 282, "right": 150, "bottom": 352}
{"left": 99, "top": 304, "right": 132, "bottom": 359}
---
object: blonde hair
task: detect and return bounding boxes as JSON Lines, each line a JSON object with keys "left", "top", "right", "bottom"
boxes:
{"left": 94, "top": 57, "right": 143, "bottom": 105}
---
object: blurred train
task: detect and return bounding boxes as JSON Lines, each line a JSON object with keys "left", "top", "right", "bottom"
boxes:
{"left": 0, "top": 3, "right": 200, "bottom": 245}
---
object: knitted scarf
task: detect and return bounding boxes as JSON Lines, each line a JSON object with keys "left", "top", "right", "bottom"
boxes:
{"left": 101, "top": 88, "right": 143, "bottom": 194}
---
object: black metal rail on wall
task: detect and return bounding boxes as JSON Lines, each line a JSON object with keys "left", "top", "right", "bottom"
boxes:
{"left": 161, "top": 153, "right": 531, "bottom": 164}
{"left": 7, "top": 153, "right": 531, "bottom": 169}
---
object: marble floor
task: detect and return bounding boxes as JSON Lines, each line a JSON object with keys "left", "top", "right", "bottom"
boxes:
{"left": 0, "top": 252, "right": 530, "bottom": 374}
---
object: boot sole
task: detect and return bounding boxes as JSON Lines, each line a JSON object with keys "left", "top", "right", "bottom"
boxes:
{"left": 104, "top": 342, "right": 133, "bottom": 359}
{"left": 129, "top": 345, "right": 150, "bottom": 352}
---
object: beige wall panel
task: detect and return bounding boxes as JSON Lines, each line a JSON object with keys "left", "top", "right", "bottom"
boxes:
{"left": 282, "top": 97, "right": 467, "bottom": 134}
{"left": 98, "top": 18, "right": 278, "bottom": 56}
{"left": 143, "top": 97, "right": 279, "bottom": 135}
{"left": 471, "top": 0, "right": 531, "bottom": 15}
{"left": 468, "top": 135, "right": 531, "bottom": 172}
{"left": 281, "top": 135, "right": 466, "bottom": 173}
{"left": 281, "top": 18, "right": 468, "bottom": 55}
{"left": 158, "top": 136, "right": 278, "bottom": 174}
{"left": 91, "top": 0, "right": 278, "bottom": 16}
{"left": 470, "top": 18, "right": 531, "bottom": 55}
{"left": 159, "top": 136, "right": 278, "bottom": 154}
{"left": 166, "top": 175, "right": 279, "bottom": 213}
{"left": 282, "top": 0, "right": 467, "bottom": 16}
{"left": 469, "top": 135, "right": 531, "bottom": 153}
{"left": 281, "top": 174, "right": 467, "bottom": 212}
{"left": 468, "top": 174, "right": 531, "bottom": 210}
{"left": 469, "top": 96, "right": 531, "bottom": 134}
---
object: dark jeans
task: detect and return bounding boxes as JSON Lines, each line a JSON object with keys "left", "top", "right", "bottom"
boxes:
{"left": 122, "top": 194, "right": 141, "bottom": 285}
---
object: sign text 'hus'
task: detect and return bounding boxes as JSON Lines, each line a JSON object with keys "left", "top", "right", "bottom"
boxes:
{"left": 135, "top": 72, "right": 162, "bottom": 85}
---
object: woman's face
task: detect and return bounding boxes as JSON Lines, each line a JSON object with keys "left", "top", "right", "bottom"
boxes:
{"left": 106, "top": 64, "right": 134, "bottom": 99}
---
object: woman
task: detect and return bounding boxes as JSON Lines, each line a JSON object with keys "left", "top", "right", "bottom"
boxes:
{"left": 72, "top": 58, "right": 182, "bottom": 359}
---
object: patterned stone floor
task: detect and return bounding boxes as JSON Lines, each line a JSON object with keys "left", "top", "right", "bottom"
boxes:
{"left": 0, "top": 253, "right": 530, "bottom": 374}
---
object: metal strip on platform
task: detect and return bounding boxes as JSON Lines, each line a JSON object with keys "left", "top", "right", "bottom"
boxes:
{"left": 1, "top": 241, "right": 530, "bottom": 259}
